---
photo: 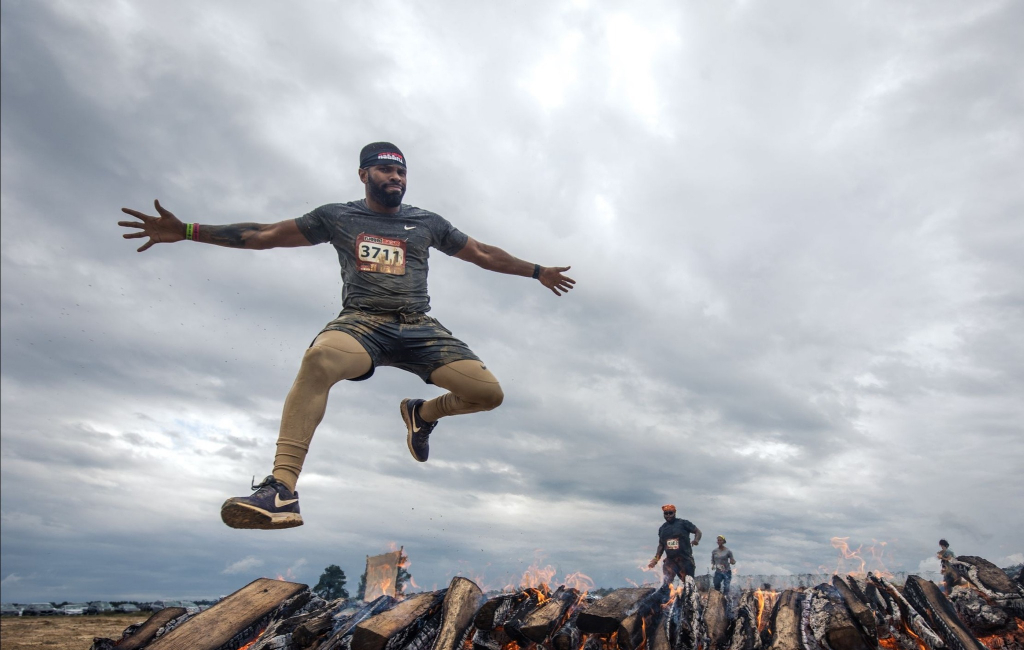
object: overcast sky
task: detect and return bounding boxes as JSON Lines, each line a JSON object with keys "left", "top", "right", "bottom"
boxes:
{"left": 2, "top": 0, "right": 1022, "bottom": 603}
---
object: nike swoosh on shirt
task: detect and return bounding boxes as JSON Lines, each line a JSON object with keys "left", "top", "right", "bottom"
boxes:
{"left": 275, "top": 494, "right": 299, "bottom": 507}
{"left": 404, "top": 225, "right": 416, "bottom": 230}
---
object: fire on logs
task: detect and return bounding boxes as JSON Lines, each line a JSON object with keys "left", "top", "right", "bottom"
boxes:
{"left": 91, "top": 554, "right": 1024, "bottom": 650}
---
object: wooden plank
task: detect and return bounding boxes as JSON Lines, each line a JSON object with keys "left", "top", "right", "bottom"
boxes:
{"left": 117, "top": 607, "right": 188, "bottom": 650}
{"left": 431, "top": 577, "right": 485, "bottom": 650}
{"left": 519, "top": 587, "right": 581, "bottom": 643}
{"left": 351, "top": 591, "right": 445, "bottom": 650}
{"left": 576, "top": 588, "right": 655, "bottom": 634}
{"left": 147, "top": 578, "right": 307, "bottom": 650}
{"left": 765, "top": 590, "right": 801, "bottom": 650}
{"left": 832, "top": 575, "right": 877, "bottom": 643}
{"left": 704, "top": 588, "right": 728, "bottom": 648}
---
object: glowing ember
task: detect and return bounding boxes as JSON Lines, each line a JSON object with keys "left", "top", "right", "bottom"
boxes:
{"left": 236, "top": 626, "right": 267, "bottom": 650}
{"left": 754, "top": 588, "right": 778, "bottom": 632}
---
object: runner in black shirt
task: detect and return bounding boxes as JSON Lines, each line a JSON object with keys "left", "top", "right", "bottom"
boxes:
{"left": 648, "top": 504, "right": 702, "bottom": 587}
{"left": 119, "top": 142, "right": 575, "bottom": 529}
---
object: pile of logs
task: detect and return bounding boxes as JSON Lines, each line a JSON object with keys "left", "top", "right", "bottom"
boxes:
{"left": 91, "top": 555, "right": 1023, "bottom": 650}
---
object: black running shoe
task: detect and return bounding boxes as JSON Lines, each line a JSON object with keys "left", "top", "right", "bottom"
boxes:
{"left": 220, "top": 476, "right": 303, "bottom": 530}
{"left": 401, "top": 398, "right": 436, "bottom": 462}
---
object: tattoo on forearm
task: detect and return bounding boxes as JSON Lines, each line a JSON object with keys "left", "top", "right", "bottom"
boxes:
{"left": 198, "top": 223, "right": 266, "bottom": 248}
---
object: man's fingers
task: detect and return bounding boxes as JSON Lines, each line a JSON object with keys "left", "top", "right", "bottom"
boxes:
{"left": 154, "top": 199, "right": 173, "bottom": 218}
{"left": 117, "top": 220, "right": 146, "bottom": 229}
{"left": 121, "top": 208, "right": 153, "bottom": 221}
{"left": 122, "top": 231, "right": 146, "bottom": 239}
{"left": 137, "top": 240, "right": 155, "bottom": 252}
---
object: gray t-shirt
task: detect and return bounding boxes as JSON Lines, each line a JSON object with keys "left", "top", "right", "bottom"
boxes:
{"left": 712, "top": 547, "right": 735, "bottom": 572}
{"left": 295, "top": 200, "right": 469, "bottom": 314}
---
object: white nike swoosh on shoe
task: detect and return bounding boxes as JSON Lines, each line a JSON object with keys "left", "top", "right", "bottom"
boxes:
{"left": 404, "top": 225, "right": 416, "bottom": 230}
{"left": 275, "top": 494, "right": 299, "bottom": 507}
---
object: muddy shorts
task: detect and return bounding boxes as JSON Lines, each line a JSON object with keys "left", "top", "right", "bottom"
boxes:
{"left": 316, "top": 310, "right": 481, "bottom": 384}
{"left": 663, "top": 556, "right": 696, "bottom": 584}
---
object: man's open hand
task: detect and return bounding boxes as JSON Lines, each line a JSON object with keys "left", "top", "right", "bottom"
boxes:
{"left": 119, "top": 200, "right": 185, "bottom": 252}
{"left": 539, "top": 266, "right": 575, "bottom": 296}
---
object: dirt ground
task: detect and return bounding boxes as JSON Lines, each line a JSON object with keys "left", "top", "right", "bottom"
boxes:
{"left": 1, "top": 613, "right": 144, "bottom": 650}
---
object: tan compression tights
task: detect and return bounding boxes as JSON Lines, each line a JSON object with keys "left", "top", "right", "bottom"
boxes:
{"left": 272, "top": 330, "right": 503, "bottom": 491}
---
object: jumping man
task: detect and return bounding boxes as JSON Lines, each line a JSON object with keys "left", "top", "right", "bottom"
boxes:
{"left": 648, "top": 504, "right": 702, "bottom": 588}
{"left": 119, "top": 142, "right": 576, "bottom": 530}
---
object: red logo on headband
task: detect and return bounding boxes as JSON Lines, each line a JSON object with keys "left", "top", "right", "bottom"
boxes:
{"left": 377, "top": 152, "right": 404, "bottom": 164}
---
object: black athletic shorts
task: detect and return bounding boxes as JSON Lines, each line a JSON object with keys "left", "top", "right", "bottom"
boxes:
{"left": 316, "top": 310, "right": 481, "bottom": 384}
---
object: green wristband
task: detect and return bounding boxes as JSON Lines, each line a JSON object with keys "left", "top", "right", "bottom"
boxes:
{"left": 185, "top": 223, "right": 194, "bottom": 240}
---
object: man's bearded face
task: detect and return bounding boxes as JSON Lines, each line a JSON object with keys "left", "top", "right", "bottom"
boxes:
{"left": 366, "top": 166, "right": 406, "bottom": 208}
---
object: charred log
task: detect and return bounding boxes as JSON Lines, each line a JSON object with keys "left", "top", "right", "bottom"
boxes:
{"left": 904, "top": 575, "right": 987, "bottom": 650}
{"left": 503, "top": 587, "right": 550, "bottom": 644}
{"left": 322, "top": 595, "right": 398, "bottom": 650}
{"left": 681, "top": 577, "right": 708, "bottom": 650}
{"left": 956, "top": 556, "right": 1024, "bottom": 618}
{"left": 765, "top": 590, "right": 802, "bottom": 650}
{"left": 99, "top": 607, "right": 188, "bottom": 650}
{"left": 520, "top": 586, "right": 582, "bottom": 644}
{"left": 146, "top": 578, "right": 307, "bottom": 650}
{"left": 293, "top": 599, "right": 348, "bottom": 648}
{"left": 431, "top": 577, "right": 485, "bottom": 650}
{"left": 351, "top": 590, "right": 447, "bottom": 650}
{"left": 832, "top": 575, "right": 878, "bottom": 645}
{"left": 870, "top": 574, "right": 945, "bottom": 650}
{"left": 474, "top": 592, "right": 529, "bottom": 631}
{"left": 553, "top": 596, "right": 597, "bottom": 650}
{"left": 577, "top": 588, "right": 657, "bottom": 634}
{"left": 726, "top": 591, "right": 761, "bottom": 650}
{"left": 705, "top": 588, "right": 729, "bottom": 649}
{"left": 803, "top": 584, "right": 872, "bottom": 650}
{"left": 948, "top": 584, "right": 1014, "bottom": 637}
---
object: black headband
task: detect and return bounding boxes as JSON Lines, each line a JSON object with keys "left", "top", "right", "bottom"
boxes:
{"left": 360, "top": 142, "right": 406, "bottom": 169}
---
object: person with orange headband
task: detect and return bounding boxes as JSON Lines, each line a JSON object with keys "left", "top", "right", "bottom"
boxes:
{"left": 648, "top": 504, "right": 702, "bottom": 587}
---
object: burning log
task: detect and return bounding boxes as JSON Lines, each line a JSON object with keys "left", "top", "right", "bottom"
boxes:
{"left": 650, "top": 601, "right": 675, "bottom": 650}
{"left": 503, "top": 587, "right": 551, "bottom": 644}
{"left": 726, "top": 591, "right": 762, "bottom": 650}
{"left": 553, "top": 596, "right": 597, "bottom": 650}
{"left": 321, "top": 595, "right": 398, "bottom": 650}
{"left": 765, "top": 590, "right": 802, "bottom": 650}
{"left": 577, "top": 587, "right": 657, "bottom": 634}
{"left": 681, "top": 577, "right": 709, "bottom": 650}
{"left": 431, "top": 577, "right": 485, "bottom": 650}
{"left": 870, "top": 574, "right": 945, "bottom": 650}
{"left": 955, "top": 556, "right": 1024, "bottom": 619}
{"left": 474, "top": 592, "right": 529, "bottom": 631}
{"left": 146, "top": 578, "right": 307, "bottom": 650}
{"left": 948, "top": 584, "right": 1015, "bottom": 638}
{"left": 833, "top": 575, "right": 878, "bottom": 645}
{"left": 704, "top": 588, "right": 729, "bottom": 649}
{"left": 803, "top": 584, "right": 872, "bottom": 650}
{"left": 903, "top": 576, "right": 987, "bottom": 650}
{"left": 519, "top": 586, "right": 582, "bottom": 644}
{"left": 293, "top": 598, "right": 348, "bottom": 647}
{"left": 351, "top": 590, "right": 447, "bottom": 650}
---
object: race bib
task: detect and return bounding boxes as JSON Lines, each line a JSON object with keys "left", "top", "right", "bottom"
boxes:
{"left": 356, "top": 234, "right": 407, "bottom": 275}
{"left": 666, "top": 539, "right": 680, "bottom": 550}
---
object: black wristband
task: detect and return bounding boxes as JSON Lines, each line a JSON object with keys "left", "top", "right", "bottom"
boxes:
{"left": 532, "top": 264, "right": 541, "bottom": 279}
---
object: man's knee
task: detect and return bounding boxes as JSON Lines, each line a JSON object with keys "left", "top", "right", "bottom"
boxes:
{"left": 297, "top": 342, "right": 370, "bottom": 385}
{"left": 476, "top": 383, "right": 504, "bottom": 411}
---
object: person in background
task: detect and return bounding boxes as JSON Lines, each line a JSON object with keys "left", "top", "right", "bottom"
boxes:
{"left": 711, "top": 535, "right": 736, "bottom": 595}
{"left": 937, "top": 539, "right": 960, "bottom": 594}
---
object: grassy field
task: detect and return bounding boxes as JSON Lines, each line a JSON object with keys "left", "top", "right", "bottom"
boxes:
{"left": 1, "top": 613, "right": 145, "bottom": 650}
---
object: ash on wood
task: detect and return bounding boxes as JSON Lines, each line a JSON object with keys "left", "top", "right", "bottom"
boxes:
{"left": 765, "top": 590, "right": 802, "bottom": 650}
{"left": 351, "top": 590, "right": 446, "bottom": 650}
{"left": 577, "top": 587, "right": 656, "bottom": 634}
{"left": 473, "top": 592, "right": 527, "bottom": 631}
{"left": 704, "top": 588, "right": 728, "bottom": 648}
{"left": 957, "top": 555, "right": 1024, "bottom": 618}
{"left": 431, "top": 577, "right": 484, "bottom": 650}
{"left": 804, "top": 584, "right": 872, "bottom": 650}
{"left": 147, "top": 578, "right": 306, "bottom": 650}
{"left": 904, "top": 575, "right": 986, "bottom": 650}
{"left": 114, "top": 607, "right": 188, "bottom": 650}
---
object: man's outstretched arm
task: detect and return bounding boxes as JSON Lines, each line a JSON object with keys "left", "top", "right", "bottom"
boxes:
{"left": 119, "top": 200, "right": 311, "bottom": 252}
{"left": 454, "top": 237, "right": 576, "bottom": 296}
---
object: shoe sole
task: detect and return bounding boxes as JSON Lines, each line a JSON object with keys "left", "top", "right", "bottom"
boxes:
{"left": 220, "top": 501, "right": 303, "bottom": 530}
{"left": 401, "top": 398, "right": 427, "bottom": 462}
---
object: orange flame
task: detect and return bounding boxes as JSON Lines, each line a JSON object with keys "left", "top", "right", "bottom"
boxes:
{"left": 754, "top": 588, "right": 777, "bottom": 632}
{"left": 236, "top": 627, "right": 267, "bottom": 650}
{"left": 561, "top": 571, "right": 596, "bottom": 595}
{"left": 827, "top": 537, "right": 893, "bottom": 577}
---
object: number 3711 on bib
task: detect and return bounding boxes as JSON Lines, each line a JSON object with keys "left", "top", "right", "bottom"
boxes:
{"left": 356, "top": 233, "right": 407, "bottom": 275}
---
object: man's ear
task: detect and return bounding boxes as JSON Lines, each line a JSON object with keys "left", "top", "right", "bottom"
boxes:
{"left": 358, "top": 168, "right": 369, "bottom": 184}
